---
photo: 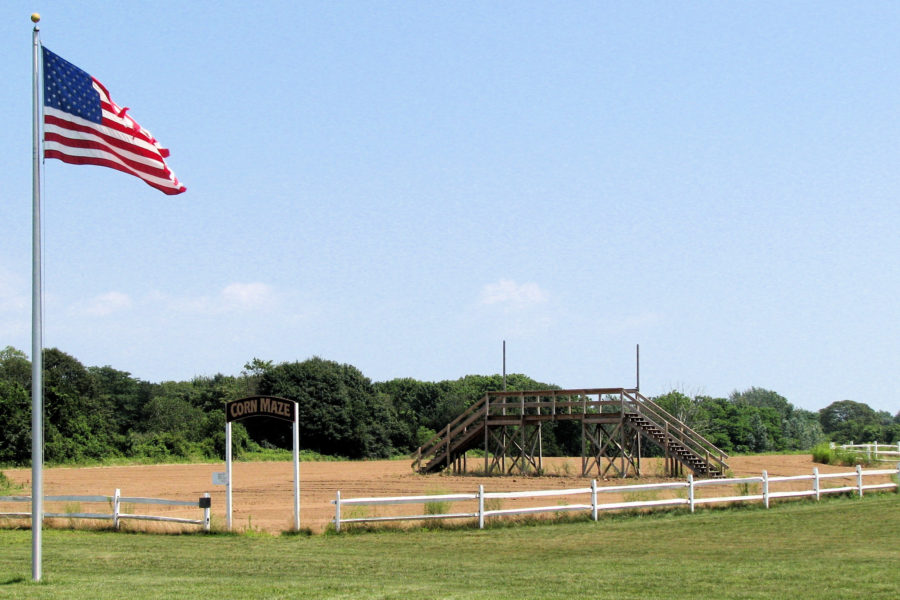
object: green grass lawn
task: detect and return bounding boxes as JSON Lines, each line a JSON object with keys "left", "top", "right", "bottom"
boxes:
{"left": 1, "top": 494, "right": 898, "bottom": 599}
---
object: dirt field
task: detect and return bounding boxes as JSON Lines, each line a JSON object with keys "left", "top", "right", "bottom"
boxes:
{"left": 2, "top": 455, "right": 895, "bottom": 534}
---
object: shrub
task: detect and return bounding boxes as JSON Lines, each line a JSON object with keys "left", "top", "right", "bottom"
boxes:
{"left": 811, "top": 443, "right": 835, "bottom": 465}
{"left": 0, "top": 471, "right": 19, "bottom": 494}
{"left": 811, "top": 443, "right": 878, "bottom": 467}
{"left": 423, "top": 489, "right": 451, "bottom": 516}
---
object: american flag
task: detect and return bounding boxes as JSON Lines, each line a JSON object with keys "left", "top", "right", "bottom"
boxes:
{"left": 42, "top": 46, "right": 186, "bottom": 195}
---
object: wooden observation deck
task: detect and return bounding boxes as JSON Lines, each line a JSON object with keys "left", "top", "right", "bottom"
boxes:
{"left": 412, "top": 388, "right": 728, "bottom": 479}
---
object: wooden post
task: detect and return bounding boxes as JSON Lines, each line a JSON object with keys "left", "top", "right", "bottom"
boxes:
{"left": 521, "top": 420, "right": 526, "bottom": 474}
{"left": 538, "top": 422, "right": 543, "bottom": 473}
{"left": 664, "top": 422, "right": 670, "bottom": 477}
{"left": 591, "top": 479, "right": 598, "bottom": 521}
{"left": 856, "top": 464, "right": 863, "bottom": 497}
{"left": 620, "top": 414, "right": 626, "bottom": 478}
{"left": 636, "top": 428, "right": 641, "bottom": 477}
{"left": 484, "top": 396, "right": 490, "bottom": 474}
{"left": 581, "top": 420, "right": 587, "bottom": 476}
{"left": 762, "top": 470, "right": 769, "bottom": 508}
{"left": 445, "top": 424, "right": 451, "bottom": 471}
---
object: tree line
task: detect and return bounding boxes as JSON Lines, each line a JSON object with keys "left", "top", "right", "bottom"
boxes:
{"left": 1, "top": 345, "right": 898, "bottom": 466}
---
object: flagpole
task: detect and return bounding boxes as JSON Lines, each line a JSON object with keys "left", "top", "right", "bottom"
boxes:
{"left": 31, "top": 12, "right": 44, "bottom": 583}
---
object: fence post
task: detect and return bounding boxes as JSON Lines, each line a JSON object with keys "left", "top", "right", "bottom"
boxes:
{"left": 478, "top": 485, "right": 484, "bottom": 529}
{"left": 445, "top": 424, "right": 451, "bottom": 471}
{"left": 202, "top": 493, "right": 211, "bottom": 532}
{"left": 591, "top": 479, "right": 598, "bottom": 522}
{"left": 856, "top": 464, "right": 863, "bottom": 497}
{"left": 688, "top": 474, "right": 694, "bottom": 513}
{"left": 113, "top": 488, "right": 120, "bottom": 530}
{"left": 813, "top": 467, "right": 820, "bottom": 501}
{"left": 762, "top": 471, "right": 769, "bottom": 509}
{"left": 335, "top": 491, "right": 341, "bottom": 533}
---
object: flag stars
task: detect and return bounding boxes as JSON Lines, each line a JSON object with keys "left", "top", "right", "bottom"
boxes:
{"left": 41, "top": 46, "right": 102, "bottom": 123}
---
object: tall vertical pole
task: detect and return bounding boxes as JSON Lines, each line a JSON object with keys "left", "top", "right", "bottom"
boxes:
{"left": 225, "top": 421, "right": 232, "bottom": 531}
{"left": 635, "top": 344, "right": 640, "bottom": 392}
{"left": 292, "top": 404, "right": 300, "bottom": 531}
{"left": 31, "top": 14, "right": 43, "bottom": 583}
{"left": 502, "top": 340, "right": 506, "bottom": 392}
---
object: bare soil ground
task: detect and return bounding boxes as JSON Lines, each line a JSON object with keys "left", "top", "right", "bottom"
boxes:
{"left": 2, "top": 455, "right": 895, "bottom": 534}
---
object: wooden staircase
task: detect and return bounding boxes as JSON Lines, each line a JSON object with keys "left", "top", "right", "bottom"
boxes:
{"left": 623, "top": 412, "right": 725, "bottom": 478}
{"left": 412, "top": 388, "right": 728, "bottom": 478}
{"left": 413, "top": 395, "right": 489, "bottom": 475}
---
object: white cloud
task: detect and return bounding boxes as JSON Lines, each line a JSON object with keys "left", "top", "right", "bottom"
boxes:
{"left": 0, "top": 267, "right": 27, "bottom": 314}
{"left": 79, "top": 291, "right": 134, "bottom": 317}
{"left": 470, "top": 279, "right": 553, "bottom": 338}
{"left": 220, "top": 282, "right": 276, "bottom": 311}
{"left": 154, "top": 282, "right": 281, "bottom": 315}
{"left": 480, "top": 279, "right": 548, "bottom": 308}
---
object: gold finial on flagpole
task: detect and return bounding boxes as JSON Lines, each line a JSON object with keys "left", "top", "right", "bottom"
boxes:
{"left": 31, "top": 13, "right": 41, "bottom": 23}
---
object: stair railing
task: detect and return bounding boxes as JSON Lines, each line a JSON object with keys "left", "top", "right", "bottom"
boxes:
{"left": 413, "top": 395, "right": 489, "bottom": 471}
{"left": 624, "top": 391, "right": 729, "bottom": 475}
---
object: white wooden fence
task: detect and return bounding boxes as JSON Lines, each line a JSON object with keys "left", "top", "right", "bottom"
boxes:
{"left": 332, "top": 465, "right": 900, "bottom": 532}
{"left": 0, "top": 489, "right": 211, "bottom": 531}
{"left": 836, "top": 442, "right": 900, "bottom": 462}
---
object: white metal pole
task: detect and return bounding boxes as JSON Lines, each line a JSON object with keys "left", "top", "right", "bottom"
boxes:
{"left": 688, "top": 474, "right": 694, "bottom": 513}
{"left": 31, "top": 15, "right": 44, "bottom": 583}
{"left": 478, "top": 485, "right": 484, "bottom": 529}
{"left": 293, "top": 406, "right": 300, "bottom": 531}
{"left": 113, "top": 488, "right": 121, "bottom": 530}
{"left": 334, "top": 491, "right": 341, "bottom": 533}
{"left": 225, "top": 420, "right": 232, "bottom": 531}
{"left": 813, "top": 467, "right": 820, "bottom": 501}
{"left": 202, "top": 493, "right": 211, "bottom": 532}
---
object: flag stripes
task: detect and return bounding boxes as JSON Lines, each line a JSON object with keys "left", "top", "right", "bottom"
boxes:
{"left": 42, "top": 47, "right": 186, "bottom": 195}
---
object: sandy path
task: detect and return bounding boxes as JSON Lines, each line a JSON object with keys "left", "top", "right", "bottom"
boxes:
{"left": 2, "top": 455, "right": 894, "bottom": 533}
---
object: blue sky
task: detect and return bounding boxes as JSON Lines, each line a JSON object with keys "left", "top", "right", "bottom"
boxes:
{"left": 2, "top": 2, "right": 898, "bottom": 413}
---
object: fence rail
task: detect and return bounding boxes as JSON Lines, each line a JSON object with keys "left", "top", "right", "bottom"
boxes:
{"left": 0, "top": 489, "right": 211, "bottom": 531}
{"left": 332, "top": 465, "right": 899, "bottom": 531}
{"left": 836, "top": 442, "right": 900, "bottom": 461}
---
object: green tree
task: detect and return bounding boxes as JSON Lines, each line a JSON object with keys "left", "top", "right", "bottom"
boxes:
{"left": 257, "top": 357, "right": 397, "bottom": 458}
{"left": 819, "top": 400, "right": 883, "bottom": 444}
{"left": 0, "top": 379, "right": 31, "bottom": 464}
{"left": 0, "top": 346, "right": 32, "bottom": 389}
{"left": 730, "top": 388, "right": 793, "bottom": 422}
{"left": 42, "top": 348, "right": 118, "bottom": 462}
{"left": 782, "top": 409, "right": 825, "bottom": 450}
{"left": 88, "top": 365, "right": 152, "bottom": 444}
